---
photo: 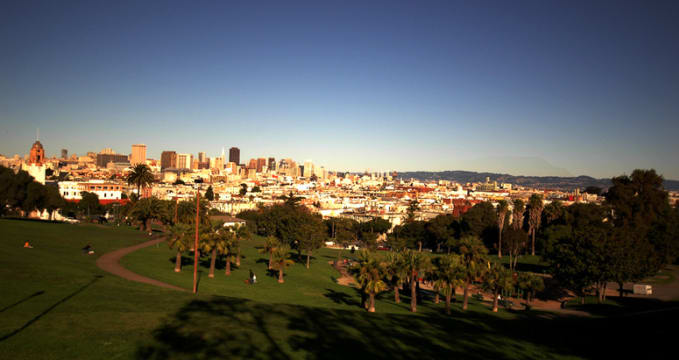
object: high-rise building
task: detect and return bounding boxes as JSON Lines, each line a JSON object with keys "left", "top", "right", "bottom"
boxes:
{"left": 229, "top": 147, "right": 240, "bottom": 165}
{"left": 268, "top": 157, "right": 276, "bottom": 171}
{"left": 247, "top": 158, "right": 257, "bottom": 170}
{"left": 198, "top": 152, "right": 206, "bottom": 163}
{"left": 257, "top": 158, "right": 267, "bottom": 173}
{"left": 303, "top": 160, "right": 313, "bottom": 178}
{"left": 29, "top": 141, "right": 45, "bottom": 165}
{"left": 96, "top": 153, "right": 129, "bottom": 168}
{"left": 177, "top": 153, "right": 192, "bottom": 169}
{"left": 61, "top": 149, "right": 68, "bottom": 159}
{"left": 160, "top": 151, "right": 177, "bottom": 170}
{"left": 131, "top": 144, "right": 147, "bottom": 165}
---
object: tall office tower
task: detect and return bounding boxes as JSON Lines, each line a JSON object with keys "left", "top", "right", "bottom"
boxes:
{"left": 130, "top": 144, "right": 147, "bottom": 165}
{"left": 247, "top": 158, "right": 257, "bottom": 170}
{"left": 198, "top": 152, "right": 206, "bottom": 163}
{"left": 96, "top": 153, "right": 129, "bottom": 168}
{"left": 229, "top": 147, "right": 240, "bottom": 165}
{"left": 61, "top": 149, "right": 68, "bottom": 159}
{"left": 176, "top": 153, "right": 192, "bottom": 169}
{"left": 303, "top": 160, "right": 313, "bottom": 178}
{"left": 160, "top": 151, "right": 177, "bottom": 170}
{"left": 268, "top": 157, "right": 276, "bottom": 171}
{"left": 256, "top": 158, "right": 267, "bottom": 173}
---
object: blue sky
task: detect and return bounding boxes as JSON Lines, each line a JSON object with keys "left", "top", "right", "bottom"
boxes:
{"left": 1, "top": 0, "right": 678, "bottom": 179}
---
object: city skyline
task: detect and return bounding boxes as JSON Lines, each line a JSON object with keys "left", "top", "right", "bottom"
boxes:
{"left": 2, "top": 1, "right": 678, "bottom": 178}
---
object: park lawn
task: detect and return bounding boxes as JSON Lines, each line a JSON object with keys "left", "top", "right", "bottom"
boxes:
{"left": 1, "top": 219, "right": 677, "bottom": 359}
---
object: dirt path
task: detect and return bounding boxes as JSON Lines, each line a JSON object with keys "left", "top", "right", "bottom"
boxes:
{"left": 96, "top": 238, "right": 186, "bottom": 292}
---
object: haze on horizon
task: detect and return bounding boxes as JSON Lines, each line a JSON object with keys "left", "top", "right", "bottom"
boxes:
{"left": 1, "top": 1, "right": 678, "bottom": 179}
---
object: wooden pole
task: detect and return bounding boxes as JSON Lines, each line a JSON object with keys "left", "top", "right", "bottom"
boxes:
{"left": 193, "top": 191, "right": 200, "bottom": 294}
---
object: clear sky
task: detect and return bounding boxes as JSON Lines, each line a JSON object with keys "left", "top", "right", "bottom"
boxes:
{"left": 1, "top": 0, "right": 678, "bottom": 179}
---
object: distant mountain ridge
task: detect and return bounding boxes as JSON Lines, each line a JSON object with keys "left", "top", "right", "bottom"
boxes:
{"left": 397, "top": 170, "right": 679, "bottom": 192}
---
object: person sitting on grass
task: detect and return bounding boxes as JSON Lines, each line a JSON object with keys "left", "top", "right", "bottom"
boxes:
{"left": 82, "top": 244, "right": 94, "bottom": 255}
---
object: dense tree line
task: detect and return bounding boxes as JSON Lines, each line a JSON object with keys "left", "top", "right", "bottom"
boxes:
{"left": 0, "top": 166, "right": 65, "bottom": 219}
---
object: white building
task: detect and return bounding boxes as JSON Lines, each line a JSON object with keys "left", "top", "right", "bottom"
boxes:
{"left": 59, "top": 180, "right": 123, "bottom": 201}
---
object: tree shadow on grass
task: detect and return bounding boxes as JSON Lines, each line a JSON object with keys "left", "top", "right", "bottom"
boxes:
{"left": 324, "top": 288, "right": 360, "bottom": 307}
{"left": 0, "top": 291, "right": 45, "bottom": 313}
{"left": 0, "top": 276, "right": 101, "bottom": 342}
{"left": 135, "top": 294, "right": 668, "bottom": 360}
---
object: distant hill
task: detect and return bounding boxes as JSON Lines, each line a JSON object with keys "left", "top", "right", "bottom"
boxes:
{"left": 397, "top": 170, "right": 679, "bottom": 192}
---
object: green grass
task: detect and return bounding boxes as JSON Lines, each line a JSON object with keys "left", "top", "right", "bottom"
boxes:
{"left": 1, "top": 219, "right": 678, "bottom": 359}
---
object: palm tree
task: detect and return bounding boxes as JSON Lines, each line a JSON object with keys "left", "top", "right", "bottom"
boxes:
{"left": 402, "top": 250, "right": 431, "bottom": 313}
{"left": 271, "top": 244, "right": 294, "bottom": 283}
{"left": 527, "top": 194, "right": 544, "bottom": 256}
{"left": 200, "top": 223, "right": 222, "bottom": 278}
{"left": 216, "top": 228, "right": 237, "bottom": 276}
{"left": 384, "top": 252, "right": 406, "bottom": 303}
{"left": 259, "top": 236, "right": 279, "bottom": 270}
{"left": 233, "top": 225, "right": 251, "bottom": 267}
{"left": 354, "top": 251, "right": 388, "bottom": 312}
{"left": 517, "top": 272, "right": 545, "bottom": 305}
{"left": 496, "top": 200, "right": 509, "bottom": 258}
{"left": 127, "top": 164, "right": 154, "bottom": 197}
{"left": 436, "top": 254, "right": 465, "bottom": 314}
{"left": 458, "top": 235, "right": 488, "bottom": 310}
{"left": 129, "top": 197, "right": 164, "bottom": 232}
{"left": 168, "top": 223, "right": 192, "bottom": 272}
{"left": 480, "top": 263, "right": 513, "bottom": 312}
{"left": 512, "top": 199, "right": 525, "bottom": 231}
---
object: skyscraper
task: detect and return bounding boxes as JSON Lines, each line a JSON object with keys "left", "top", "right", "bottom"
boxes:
{"left": 131, "top": 144, "right": 147, "bottom": 166}
{"left": 177, "top": 153, "right": 192, "bottom": 169}
{"left": 61, "top": 149, "right": 68, "bottom": 159}
{"left": 303, "top": 160, "right": 313, "bottom": 178}
{"left": 229, "top": 147, "right": 240, "bottom": 165}
{"left": 161, "top": 151, "right": 177, "bottom": 170}
{"left": 198, "top": 152, "right": 206, "bottom": 163}
{"left": 257, "top": 158, "right": 267, "bottom": 173}
{"left": 268, "top": 157, "right": 276, "bottom": 171}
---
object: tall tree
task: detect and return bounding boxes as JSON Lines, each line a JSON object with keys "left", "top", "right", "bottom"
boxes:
{"left": 482, "top": 263, "right": 514, "bottom": 312}
{"left": 384, "top": 252, "right": 406, "bottom": 303}
{"left": 233, "top": 225, "right": 251, "bottom": 267}
{"left": 168, "top": 223, "right": 192, "bottom": 272}
{"left": 127, "top": 164, "right": 154, "bottom": 197}
{"left": 353, "top": 251, "right": 388, "bottom": 312}
{"left": 527, "top": 194, "right": 544, "bottom": 256}
{"left": 496, "top": 200, "right": 509, "bottom": 258}
{"left": 204, "top": 186, "right": 215, "bottom": 201}
{"left": 402, "top": 250, "right": 431, "bottom": 313}
{"left": 129, "top": 197, "right": 165, "bottom": 232}
{"left": 260, "top": 236, "right": 279, "bottom": 270}
{"left": 512, "top": 199, "right": 525, "bottom": 231}
{"left": 271, "top": 244, "right": 294, "bottom": 283}
{"left": 200, "top": 222, "right": 222, "bottom": 278}
{"left": 435, "top": 254, "right": 465, "bottom": 314}
{"left": 458, "top": 236, "right": 488, "bottom": 310}
{"left": 503, "top": 227, "right": 528, "bottom": 271}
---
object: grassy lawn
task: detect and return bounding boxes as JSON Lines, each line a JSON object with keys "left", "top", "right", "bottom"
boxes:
{"left": 1, "top": 219, "right": 677, "bottom": 359}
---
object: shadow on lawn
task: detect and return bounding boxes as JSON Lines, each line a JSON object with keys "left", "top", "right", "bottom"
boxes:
{"left": 0, "top": 276, "right": 101, "bottom": 342}
{"left": 0, "top": 291, "right": 45, "bottom": 313}
{"left": 137, "top": 293, "right": 666, "bottom": 360}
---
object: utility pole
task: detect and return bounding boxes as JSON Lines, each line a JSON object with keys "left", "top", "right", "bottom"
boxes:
{"left": 193, "top": 191, "right": 200, "bottom": 294}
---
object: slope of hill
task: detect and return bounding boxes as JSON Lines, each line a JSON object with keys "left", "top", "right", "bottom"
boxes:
{"left": 397, "top": 170, "right": 679, "bottom": 191}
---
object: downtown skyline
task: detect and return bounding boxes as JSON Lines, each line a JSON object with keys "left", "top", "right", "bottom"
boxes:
{"left": 1, "top": 1, "right": 678, "bottom": 178}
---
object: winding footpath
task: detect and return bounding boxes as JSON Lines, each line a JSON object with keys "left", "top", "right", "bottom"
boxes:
{"left": 96, "top": 237, "right": 187, "bottom": 292}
